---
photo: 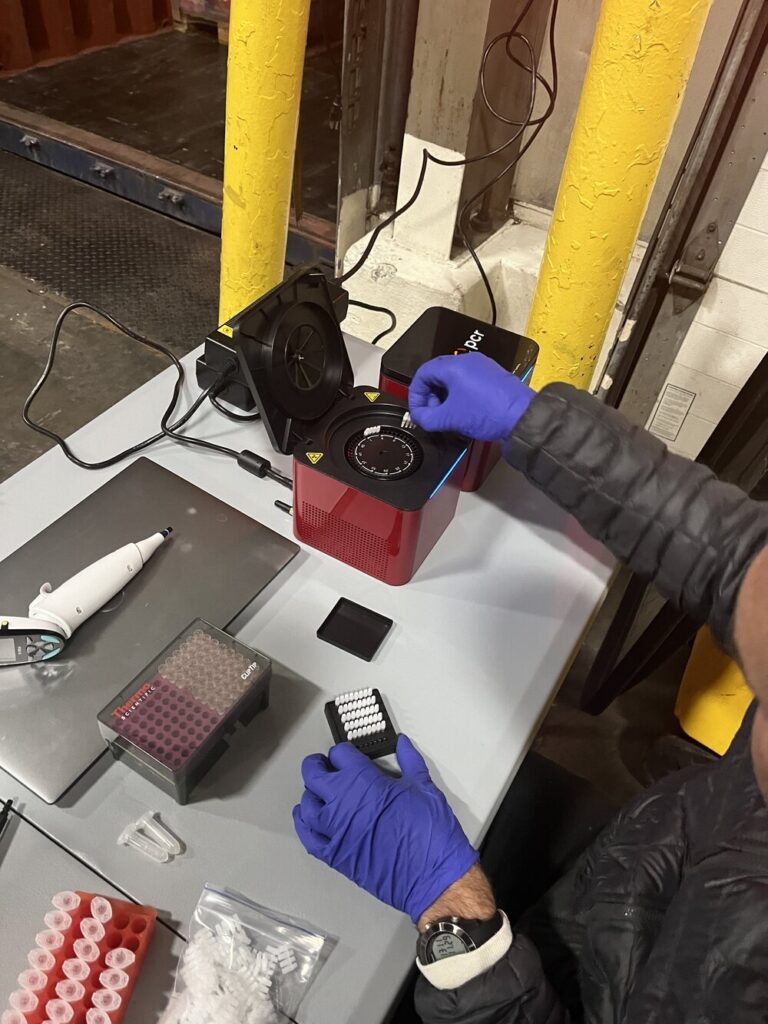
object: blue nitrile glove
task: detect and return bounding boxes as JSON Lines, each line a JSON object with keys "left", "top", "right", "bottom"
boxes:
{"left": 293, "top": 736, "right": 479, "bottom": 924}
{"left": 409, "top": 352, "right": 535, "bottom": 441}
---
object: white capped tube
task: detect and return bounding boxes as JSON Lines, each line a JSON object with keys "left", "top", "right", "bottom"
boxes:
{"left": 28, "top": 948, "right": 56, "bottom": 972}
{"left": 99, "top": 968, "right": 129, "bottom": 991}
{"left": 9, "top": 990, "right": 39, "bottom": 1013}
{"left": 105, "top": 948, "right": 136, "bottom": 970}
{"left": 62, "top": 959, "right": 91, "bottom": 982}
{"left": 36, "top": 929, "right": 65, "bottom": 951}
{"left": 86, "top": 1011, "right": 111, "bottom": 1024}
{"left": 44, "top": 910, "right": 72, "bottom": 932}
{"left": 18, "top": 969, "right": 48, "bottom": 992}
{"left": 1, "top": 1010, "right": 27, "bottom": 1024}
{"left": 52, "top": 891, "right": 81, "bottom": 913}
{"left": 80, "top": 918, "right": 106, "bottom": 942}
{"left": 90, "top": 896, "right": 113, "bottom": 923}
{"left": 73, "top": 938, "right": 100, "bottom": 963}
{"left": 45, "top": 999, "right": 74, "bottom": 1023}
{"left": 55, "top": 980, "right": 85, "bottom": 1003}
{"left": 92, "top": 989, "right": 122, "bottom": 1012}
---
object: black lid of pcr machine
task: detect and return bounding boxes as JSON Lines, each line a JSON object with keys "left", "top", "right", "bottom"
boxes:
{"left": 294, "top": 388, "right": 468, "bottom": 512}
{"left": 235, "top": 266, "right": 354, "bottom": 454}
{"left": 381, "top": 306, "right": 539, "bottom": 386}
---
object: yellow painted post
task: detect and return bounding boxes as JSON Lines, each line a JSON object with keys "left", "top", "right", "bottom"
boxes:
{"left": 219, "top": 0, "right": 311, "bottom": 323}
{"left": 526, "top": 0, "right": 713, "bottom": 389}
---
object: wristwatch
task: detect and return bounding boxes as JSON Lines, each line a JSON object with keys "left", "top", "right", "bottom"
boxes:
{"left": 417, "top": 911, "right": 502, "bottom": 964}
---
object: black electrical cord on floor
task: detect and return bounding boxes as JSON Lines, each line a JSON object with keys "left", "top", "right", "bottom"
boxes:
{"left": 339, "top": 0, "right": 560, "bottom": 326}
{"left": 348, "top": 298, "right": 397, "bottom": 345}
{"left": 22, "top": 301, "right": 292, "bottom": 489}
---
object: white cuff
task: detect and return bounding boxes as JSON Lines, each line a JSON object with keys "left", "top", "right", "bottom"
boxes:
{"left": 416, "top": 911, "right": 513, "bottom": 991}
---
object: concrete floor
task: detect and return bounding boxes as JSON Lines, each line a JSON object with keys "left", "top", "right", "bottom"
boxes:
{"left": 536, "top": 653, "right": 684, "bottom": 804}
{"left": 0, "top": 266, "right": 174, "bottom": 480}
{"left": 0, "top": 168, "right": 686, "bottom": 808}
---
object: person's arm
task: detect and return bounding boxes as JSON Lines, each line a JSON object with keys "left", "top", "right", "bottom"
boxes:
{"left": 293, "top": 737, "right": 569, "bottom": 1024}
{"left": 409, "top": 354, "right": 768, "bottom": 649}
{"left": 503, "top": 382, "right": 768, "bottom": 648}
{"left": 413, "top": 865, "right": 568, "bottom": 1023}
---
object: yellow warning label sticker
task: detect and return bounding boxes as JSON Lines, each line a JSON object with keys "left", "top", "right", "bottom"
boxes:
{"left": 364, "top": 391, "right": 380, "bottom": 403}
{"left": 218, "top": 323, "right": 234, "bottom": 338}
{"left": 306, "top": 452, "right": 324, "bottom": 465}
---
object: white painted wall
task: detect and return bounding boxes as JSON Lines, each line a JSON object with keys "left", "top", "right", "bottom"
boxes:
{"left": 647, "top": 157, "right": 768, "bottom": 458}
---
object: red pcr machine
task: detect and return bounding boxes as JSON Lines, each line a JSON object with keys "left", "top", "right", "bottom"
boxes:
{"left": 232, "top": 268, "right": 538, "bottom": 584}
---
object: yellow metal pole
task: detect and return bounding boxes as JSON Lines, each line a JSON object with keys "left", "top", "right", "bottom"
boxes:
{"left": 526, "top": 0, "right": 713, "bottom": 389}
{"left": 219, "top": 0, "right": 311, "bottom": 323}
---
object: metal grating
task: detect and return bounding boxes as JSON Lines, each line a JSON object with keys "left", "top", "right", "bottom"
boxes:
{"left": 0, "top": 150, "right": 219, "bottom": 353}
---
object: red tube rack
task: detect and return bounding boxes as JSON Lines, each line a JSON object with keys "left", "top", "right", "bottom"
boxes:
{"left": 2, "top": 891, "right": 156, "bottom": 1024}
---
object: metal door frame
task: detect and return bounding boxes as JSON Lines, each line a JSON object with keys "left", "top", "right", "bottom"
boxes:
{"left": 336, "top": 0, "right": 419, "bottom": 270}
{"left": 599, "top": 0, "right": 768, "bottom": 421}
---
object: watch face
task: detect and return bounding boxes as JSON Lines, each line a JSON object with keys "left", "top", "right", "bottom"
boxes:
{"left": 429, "top": 931, "right": 469, "bottom": 961}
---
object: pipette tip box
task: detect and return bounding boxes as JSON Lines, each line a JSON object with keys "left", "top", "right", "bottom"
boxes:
{"left": 98, "top": 619, "right": 271, "bottom": 804}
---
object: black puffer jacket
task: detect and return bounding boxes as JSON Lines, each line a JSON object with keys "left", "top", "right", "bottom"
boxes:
{"left": 415, "top": 383, "right": 768, "bottom": 1024}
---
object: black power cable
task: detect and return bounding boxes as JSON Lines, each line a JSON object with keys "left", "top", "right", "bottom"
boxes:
{"left": 209, "top": 391, "right": 261, "bottom": 423}
{"left": 348, "top": 298, "right": 397, "bottom": 345}
{"left": 339, "top": 0, "right": 560, "bottom": 326}
{"left": 23, "top": 301, "right": 292, "bottom": 489}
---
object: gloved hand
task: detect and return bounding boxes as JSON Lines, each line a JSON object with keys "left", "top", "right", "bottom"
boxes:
{"left": 293, "top": 736, "right": 479, "bottom": 924}
{"left": 409, "top": 352, "right": 534, "bottom": 441}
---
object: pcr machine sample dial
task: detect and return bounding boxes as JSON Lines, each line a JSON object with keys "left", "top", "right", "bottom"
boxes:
{"left": 345, "top": 425, "right": 423, "bottom": 480}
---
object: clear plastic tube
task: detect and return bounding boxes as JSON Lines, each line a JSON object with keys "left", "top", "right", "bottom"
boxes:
{"left": 45, "top": 910, "right": 73, "bottom": 932}
{"left": 45, "top": 1000, "right": 75, "bottom": 1023}
{"left": 99, "top": 968, "right": 129, "bottom": 991}
{"left": 36, "top": 929, "right": 65, "bottom": 951}
{"left": 73, "top": 938, "right": 100, "bottom": 963}
{"left": 90, "top": 896, "right": 113, "bottom": 923}
{"left": 91, "top": 990, "right": 122, "bottom": 1012}
{"left": 28, "top": 948, "right": 56, "bottom": 972}
{"left": 9, "top": 990, "right": 39, "bottom": 1013}
{"left": 55, "top": 980, "right": 86, "bottom": 1003}
{"left": 85, "top": 1010, "right": 111, "bottom": 1024}
{"left": 105, "top": 948, "right": 136, "bottom": 970}
{"left": 138, "top": 811, "right": 183, "bottom": 856}
{"left": 52, "top": 891, "right": 81, "bottom": 913}
{"left": 62, "top": 959, "right": 91, "bottom": 982}
{"left": 1, "top": 1010, "right": 27, "bottom": 1024}
{"left": 18, "top": 968, "right": 48, "bottom": 991}
{"left": 80, "top": 918, "right": 106, "bottom": 943}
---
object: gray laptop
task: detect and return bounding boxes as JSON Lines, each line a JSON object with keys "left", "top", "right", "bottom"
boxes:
{"left": 0, "top": 458, "right": 298, "bottom": 803}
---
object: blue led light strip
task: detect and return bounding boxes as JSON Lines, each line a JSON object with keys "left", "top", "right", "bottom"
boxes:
{"left": 429, "top": 449, "right": 469, "bottom": 501}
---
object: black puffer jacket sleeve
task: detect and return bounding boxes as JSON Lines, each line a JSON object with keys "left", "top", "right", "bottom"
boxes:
{"left": 414, "top": 932, "right": 570, "bottom": 1024}
{"left": 503, "top": 383, "right": 768, "bottom": 648}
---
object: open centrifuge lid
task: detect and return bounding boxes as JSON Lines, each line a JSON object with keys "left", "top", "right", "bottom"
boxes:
{"left": 235, "top": 266, "right": 354, "bottom": 454}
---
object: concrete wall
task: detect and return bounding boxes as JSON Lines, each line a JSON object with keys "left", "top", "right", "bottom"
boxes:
{"left": 646, "top": 153, "right": 768, "bottom": 457}
{"left": 513, "top": 0, "right": 740, "bottom": 240}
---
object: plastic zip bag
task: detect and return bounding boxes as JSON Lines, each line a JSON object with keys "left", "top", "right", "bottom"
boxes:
{"left": 161, "top": 884, "right": 332, "bottom": 1024}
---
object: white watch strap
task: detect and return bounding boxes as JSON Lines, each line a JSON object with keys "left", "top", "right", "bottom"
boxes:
{"left": 416, "top": 910, "right": 513, "bottom": 991}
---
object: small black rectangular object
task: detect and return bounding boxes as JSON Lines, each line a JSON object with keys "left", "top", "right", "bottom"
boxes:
{"left": 317, "top": 598, "right": 393, "bottom": 662}
{"left": 325, "top": 687, "right": 397, "bottom": 759}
